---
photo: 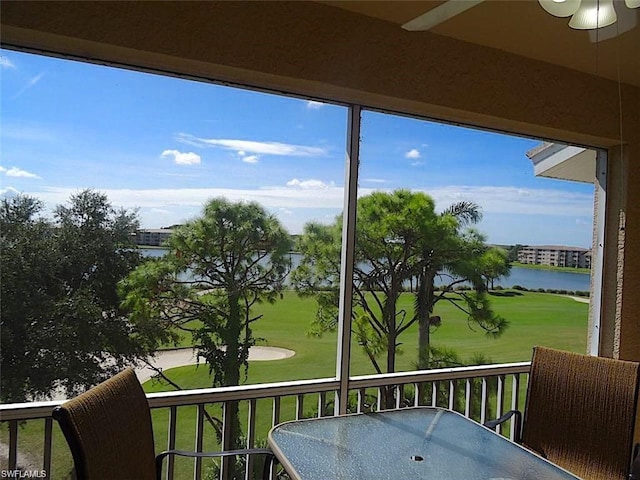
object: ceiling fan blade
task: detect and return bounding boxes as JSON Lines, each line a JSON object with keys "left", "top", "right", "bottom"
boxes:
{"left": 402, "top": 0, "right": 485, "bottom": 31}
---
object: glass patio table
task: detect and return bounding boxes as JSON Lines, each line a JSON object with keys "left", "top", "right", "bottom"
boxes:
{"left": 268, "top": 407, "right": 580, "bottom": 480}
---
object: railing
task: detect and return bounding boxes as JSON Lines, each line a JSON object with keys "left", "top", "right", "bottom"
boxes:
{"left": 0, "top": 362, "right": 530, "bottom": 480}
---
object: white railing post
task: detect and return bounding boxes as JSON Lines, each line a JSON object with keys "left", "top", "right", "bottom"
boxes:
{"left": 464, "top": 379, "right": 472, "bottom": 417}
{"left": 448, "top": 381, "right": 456, "bottom": 410}
{"left": 245, "top": 399, "right": 257, "bottom": 480}
{"left": 480, "top": 378, "right": 488, "bottom": 424}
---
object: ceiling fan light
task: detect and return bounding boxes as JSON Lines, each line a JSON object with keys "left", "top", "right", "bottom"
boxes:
{"left": 569, "top": 0, "right": 617, "bottom": 28}
{"left": 588, "top": 2, "right": 637, "bottom": 42}
{"left": 538, "top": 0, "right": 582, "bottom": 17}
{"left": 624, "top": 0, "right": 640, "bottom": 8}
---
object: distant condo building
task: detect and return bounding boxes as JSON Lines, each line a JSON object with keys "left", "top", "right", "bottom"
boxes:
{"left": 135, "top": 228, "right": 173, "bottom": 246}
{"left": 518, "top": 245, "right": 591, "bottom": 269}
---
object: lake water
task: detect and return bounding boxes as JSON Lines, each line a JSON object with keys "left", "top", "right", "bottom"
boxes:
{"left": 141, "top": 249, "right": 591, "bottom": 292}
{"left": 491, "top": 267, "right": 589, "bottom": 291}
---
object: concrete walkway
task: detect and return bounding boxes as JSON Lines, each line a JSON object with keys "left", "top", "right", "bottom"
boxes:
{"left": 136, "top": 346, "right": 295, "bottom": 382}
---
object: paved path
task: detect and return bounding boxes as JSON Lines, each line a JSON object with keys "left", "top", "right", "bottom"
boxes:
{"left": 136, "top": 346, "right": 295, "bottom": 382}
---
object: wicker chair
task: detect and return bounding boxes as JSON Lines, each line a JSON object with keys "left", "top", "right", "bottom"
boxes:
{"left": 486, "top": 346, "right": 640, "bottom": 480}
{"left": 52, "top": 368, "right": 275, "bottom": 480}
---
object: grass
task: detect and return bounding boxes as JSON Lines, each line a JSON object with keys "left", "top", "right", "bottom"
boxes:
{"left": 162, "top": 289, "right": 588, "bottom": 367}
{"left": 1, "top": 290, "right": 588, "bottom": 479}
{"left": 511, "top": 261, "right": 590, "bottom": 275}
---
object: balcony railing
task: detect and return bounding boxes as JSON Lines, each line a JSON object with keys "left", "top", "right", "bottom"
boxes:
{"left": 0, "top": 362, "right": 530, "bottom": 480}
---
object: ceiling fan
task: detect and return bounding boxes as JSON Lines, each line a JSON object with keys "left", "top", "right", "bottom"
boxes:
{"left": 402, "top": 0, "right": 639, "bottom": 42}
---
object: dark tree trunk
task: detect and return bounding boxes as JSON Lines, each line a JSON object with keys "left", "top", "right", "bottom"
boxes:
{"left": 221, "top": 292, "right": 243, "bottom": 479}
{"left": 416, "top": 270, "right": 435, "bottom": 370}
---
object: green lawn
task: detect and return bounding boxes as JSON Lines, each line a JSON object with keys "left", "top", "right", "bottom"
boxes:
{"left": 159, "top": 290, "right": 588, "bottom": 376}
{"left": 2, "top": 290, "right": 588, "bottom": 479}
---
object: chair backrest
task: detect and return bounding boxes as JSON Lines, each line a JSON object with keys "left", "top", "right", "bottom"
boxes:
{"left": 52, "top": 368, "right": 157, "bottom": 480}
{"left": 522, "top": 346, "right": 640, "bottom": 480}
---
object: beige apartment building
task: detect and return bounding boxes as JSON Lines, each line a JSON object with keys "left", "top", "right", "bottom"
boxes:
{"left": 518, "top": 245, "right": 591, "bottom": 269}
{"left": 135, "top": 228, "right": 173, "bottom": 247}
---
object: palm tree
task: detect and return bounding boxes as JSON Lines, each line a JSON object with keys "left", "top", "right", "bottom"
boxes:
{"left": 413, "top": 201, "right": 507, "bottom": 370}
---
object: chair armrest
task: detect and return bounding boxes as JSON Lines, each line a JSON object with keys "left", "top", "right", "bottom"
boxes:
{"left": 630, "top": 443, "right": 640, "bottom": 480}
{"left": 155, "top": 448, "right": 276, "bottom": 480}
{"left": 483, "top": 409, "right": 522, "bottom": 443}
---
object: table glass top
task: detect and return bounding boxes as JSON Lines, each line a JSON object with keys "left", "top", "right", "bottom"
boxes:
{"left": 268, "top": 407, "right": 580, "bottom": 480}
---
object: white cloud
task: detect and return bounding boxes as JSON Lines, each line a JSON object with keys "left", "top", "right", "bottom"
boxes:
{"left": 156, "top": 172, "right": 199, "bottom": 178}
{"left": 41, "top": 184, "right": 590, "bottom": 217}
{"left": 362, "top": 178, "right": 387, "bottom": 184}
{"left": 0, "top": 187, "right": 20, "bottom": 197}
{"left": 286, "top": 179, "right": 331, "bottom": 189}
{"left": 161, "top": 149, "right": 201, "bottom": 165}
{"left": 32, "top": 185, "right": 346, "bottom": 211}
{"left": 0, "top": 56, "right": 16, "bottom": 69}
{"left": 24, "top": 184, "right": 592, "bottom": 238}
{"left": 0, "top": 166, "right": 41, "bottom": 178}
{"left": 428, "top": 186, "right": 593, "bottom": 217}
{"left": 21, "top": 184, "right": 593, "bottom": 219}
{"left": 13, "top": 73, "right": 44, "bottom": 99}
{"left": 176, "top": 133, "right": 326, "bottom": 157}
{"left": 242, "top": 155, "right": 259, "bottom": 164}
{"left": 306, "top": 100, "right": 324, "bottom": 109}
{"left": 149, "top": 208, "right": 171, "bottom": 214}
{"left": 405, "top": 149, "right": 421, "bottom": 159}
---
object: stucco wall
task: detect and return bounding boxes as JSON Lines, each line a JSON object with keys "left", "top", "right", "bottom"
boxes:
{"left": 619, "top": 142, "right": 640, "bottom": 361}
{"left": 1, "top": 0, "right": 639, "bottom": 360}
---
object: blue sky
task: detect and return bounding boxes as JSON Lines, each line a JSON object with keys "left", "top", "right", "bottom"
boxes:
{"left": 1, "top": 49, "right": 594, "bottom": 247}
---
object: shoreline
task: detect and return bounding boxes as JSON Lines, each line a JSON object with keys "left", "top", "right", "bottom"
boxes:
{"left": 510, "top": 262, "right": 590, "bottom": 275}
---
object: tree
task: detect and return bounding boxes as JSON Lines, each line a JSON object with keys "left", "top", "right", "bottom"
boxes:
{"left": 120, "top": 198, "right": 291, "bottom": 476}
{"left": 295, "top": 190, "right": 434, "bottom": 376}
{"left": 0, "top": 191, "right": 154, "bottom": 402}
{"left": 507, "top": 244, "right": 523, "bottom": 263}
{"left": 294, "top": 190, "right": 508, "bottom": 406}
{"left": 480, "top": 247, "right": 512, "bottom": 290}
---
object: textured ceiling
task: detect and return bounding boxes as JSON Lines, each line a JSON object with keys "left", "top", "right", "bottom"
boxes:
{"left": 322, "top": 1, "right": 640, "bottom": 87}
